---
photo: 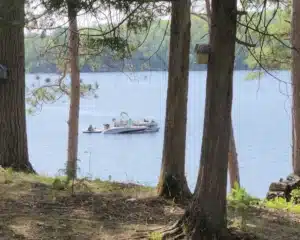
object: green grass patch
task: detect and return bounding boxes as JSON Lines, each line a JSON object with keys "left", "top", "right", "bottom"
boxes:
{"left": 149, "top": 231, "right": 162, "bottom": 240}
{"left": 0, "top": 167, "right": 154, "bottom": 197}
{"left": 227, "top": 182, "right": 300, "bottom": 214}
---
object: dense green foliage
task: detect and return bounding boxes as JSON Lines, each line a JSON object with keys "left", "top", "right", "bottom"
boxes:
{"left": 25, "top": 17, "right": 249, "bottom": 73}
{"left": 243, "top": 3, "right": 291, "bottom": 74}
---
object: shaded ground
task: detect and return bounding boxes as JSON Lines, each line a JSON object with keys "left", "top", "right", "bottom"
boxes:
{"left": 0, "top": 169, "right": 300, "bottom": 239}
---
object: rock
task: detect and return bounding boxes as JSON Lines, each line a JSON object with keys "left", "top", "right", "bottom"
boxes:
{"left": 287, "top": 174, "right": 300, "bottom": 182}
{"left": 266, "top": 191, "right": 286, "bottom": 200}
{"left": 125, "top": 198, "right": 136, "bottom": 202}
{"left": 266, "top": 174, "right": 300, "bottom": 201}
{"left": 269, "top": 182, "right": 289, "bottom": 192}
{"left": 285, "top": 180, "right": 300, "bottom": 190}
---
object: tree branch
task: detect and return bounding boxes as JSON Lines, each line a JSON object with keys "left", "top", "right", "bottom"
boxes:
{"left": 236, "top": 10, "right": 247, "bottom": 16}
{"left": 235, "top": 37, "right": 256, "bottom": 47}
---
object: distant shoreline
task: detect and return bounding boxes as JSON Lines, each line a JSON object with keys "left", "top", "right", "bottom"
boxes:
{"left": 26, "top": 69, "right": 286, "bottom": 75}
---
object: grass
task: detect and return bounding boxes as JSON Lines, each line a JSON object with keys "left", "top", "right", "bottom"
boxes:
{"left": 0, "top": 168, "right": 300, "bottom": 239}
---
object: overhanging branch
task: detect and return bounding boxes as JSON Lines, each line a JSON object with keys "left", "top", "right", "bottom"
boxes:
{"left": 235, "top": 37, "right": 256, "bottom": 47}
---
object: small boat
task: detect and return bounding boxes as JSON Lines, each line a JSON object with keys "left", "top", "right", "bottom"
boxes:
{"left": 102, "top": 112, "right": 160, "bottom": 134}
{"left": 82, "top": 125, "right": 103, "bottom": 133}
{"left": 83, "top": 129, "right": 103, "bottom": 133}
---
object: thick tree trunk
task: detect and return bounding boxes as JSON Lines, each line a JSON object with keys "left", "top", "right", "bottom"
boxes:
{"left": 205, "top": 0, "right": 240, "bottom": 190}
{"left": 0, "top": 0, "right": 34, "bottom": 172}
{"left": 189, "top": 0, "right": 237, "bottom": 233}
{"left": 161, "top": 0, "right": 237, "bottom": 238}
{"left": 228, "top": 122, "right": 240, "bottom": 188}
{"left": 292, "top": 0, "right": 300, "bottom": 175}
{"left": 188, "top": 0, "right": 237, "bottom": 231}
{"left": 157, "top": 0, "right": 192, "bottom": 201}
{"left": 66, "top": 1, "right": 80, "bottom": 180}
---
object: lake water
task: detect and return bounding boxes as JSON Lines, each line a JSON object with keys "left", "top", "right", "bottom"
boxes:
{"left": 26, "top": 70, "right": 292, "bottom": 198}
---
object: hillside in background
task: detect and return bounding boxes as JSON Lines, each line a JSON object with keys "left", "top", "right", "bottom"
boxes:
{"left": 25, "top": 17, "right": 249, "bottom": 73}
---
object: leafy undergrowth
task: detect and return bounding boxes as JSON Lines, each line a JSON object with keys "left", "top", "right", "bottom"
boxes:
{"left": 0, "top": 169, "right": 300, "bottom": 240}
{"left": 227, "top": 184, "right": 300, "bottom": 240}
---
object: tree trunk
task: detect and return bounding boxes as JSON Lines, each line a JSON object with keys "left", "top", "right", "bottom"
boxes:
{"left": 157, "top": 0, "right": 192, "bottom": 201}
{"left": 292, "top": 0, "right": 300, "bottom": 175}
{"left": 204, "top": 0, "right": 240, "bottom": 189}
{"left": 187, "top": 0, "right": 237, "bottom": 235}
{"left": 228, "top": 122, "right": 240, "bottom": 188}
{"left": 189, "top": 0, "right": 237, "bottom": 230}
{"left": 161, "top": 0, "right": 237, "bottom": 238}
{"left": 0, "top": 0, "right": 35, "bottom": 172}
{"left": 66, "top": 1, "right": 80, "bottom": 180}
{"left": 204, "top": 0, "right": 212, "bottom": 28}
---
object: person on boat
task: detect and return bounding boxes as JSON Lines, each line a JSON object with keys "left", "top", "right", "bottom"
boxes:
{"left": 112, "top": 118, "right": 116, "bottom": 127}
{"left": 88, "top": 124, "right": 94, "bottom": 132}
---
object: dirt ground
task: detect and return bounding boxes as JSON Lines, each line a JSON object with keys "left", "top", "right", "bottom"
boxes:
{"left": 0, "top": 171, "right": 300, "bottom": 240}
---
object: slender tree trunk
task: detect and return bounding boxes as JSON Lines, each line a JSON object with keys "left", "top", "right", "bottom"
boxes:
{"left": 205, "top": 0, "right": 240, "bottom": 189}
{"left": 204, "top": 0, "right": 212, "bottom": 28}
{"left": 161, "top": 0, "right": 237, "bottom": 238}
{"left": 292, "top": 0, "right": 300, "bottom": 175}
{"left": 157, "top": 0, "right": 192, "bottom": 201}
{"left": 0, "top": 0, "right": 34, "bottom": 172}
{"left": 228, "top": 122, "right": 240, "bottom": 188}
{"left": 66, "top": 1, "right": 80, "bottom": 180}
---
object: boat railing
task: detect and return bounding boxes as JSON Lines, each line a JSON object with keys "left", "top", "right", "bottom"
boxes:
{"left": 111, "top": 117, "right": 158, "bottom": 128}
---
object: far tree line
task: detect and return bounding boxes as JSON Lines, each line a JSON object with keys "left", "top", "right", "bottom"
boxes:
{"left": 25, "top": 17, "right": 249, "bottom": 73}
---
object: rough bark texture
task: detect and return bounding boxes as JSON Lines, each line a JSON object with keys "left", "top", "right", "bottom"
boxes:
{"left": 228, "top": 122, "right": 240, "bottom": 188}
{"left": 189, "top": 0, "right": 237, "bottom": 231}
{"left": 204, "top": 0, "right": 240, "bottom": 190}
{"left": 163, "top": 0, "right": 237, "bottom": 238}
{"left": 0, "top": 0, "right": 34, "bottom": 172}
{"left": 157, "top": 0, "right": 192, "bottom": 201}
{"left": 66, "top": 1, "right": 80, "bottom": 180}
{"left": 292, "top": 0, "right": 300, "bottom": 175}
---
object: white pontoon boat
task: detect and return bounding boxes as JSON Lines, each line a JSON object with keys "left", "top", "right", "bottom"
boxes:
{"left": 102, "top": 112, "right": 160, "bottom": 134}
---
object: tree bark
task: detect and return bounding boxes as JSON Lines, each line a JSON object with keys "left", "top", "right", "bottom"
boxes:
{"left": 204, "top": 0, "right": 212, "bottom": 28}
{"left": 157, "top": 0, "right": 192, "bottom": 201}
{"left": 228, "top": 122, "right": 240, "bottom": 188}
{"left": 204, "top": 0, "right": 240, "bottom": 189}
{"left": 189, "top": 0, "right": 237, "bottom": 232}
{"left": 292, "top": 0, "right": 300, "bottom": 175}
{"left": 66, "top": 1, "right": 80, "bottom": 180}
{"left": 0, "top": 0, "right": 35, "bottom": 172}
{"left": 161, "top": 0, "right": 237, "bottom": 238}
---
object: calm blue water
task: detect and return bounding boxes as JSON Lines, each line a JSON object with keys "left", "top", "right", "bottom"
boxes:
{"left": 26, "top": 70, "right": 292, "bottom": 198}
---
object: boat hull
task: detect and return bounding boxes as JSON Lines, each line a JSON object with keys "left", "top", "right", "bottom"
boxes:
{"left": 82, "top": 129, "right": 103, "bottom": 133}
{"left": 103, "top": 126, "right": 159, "bottom": 134}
